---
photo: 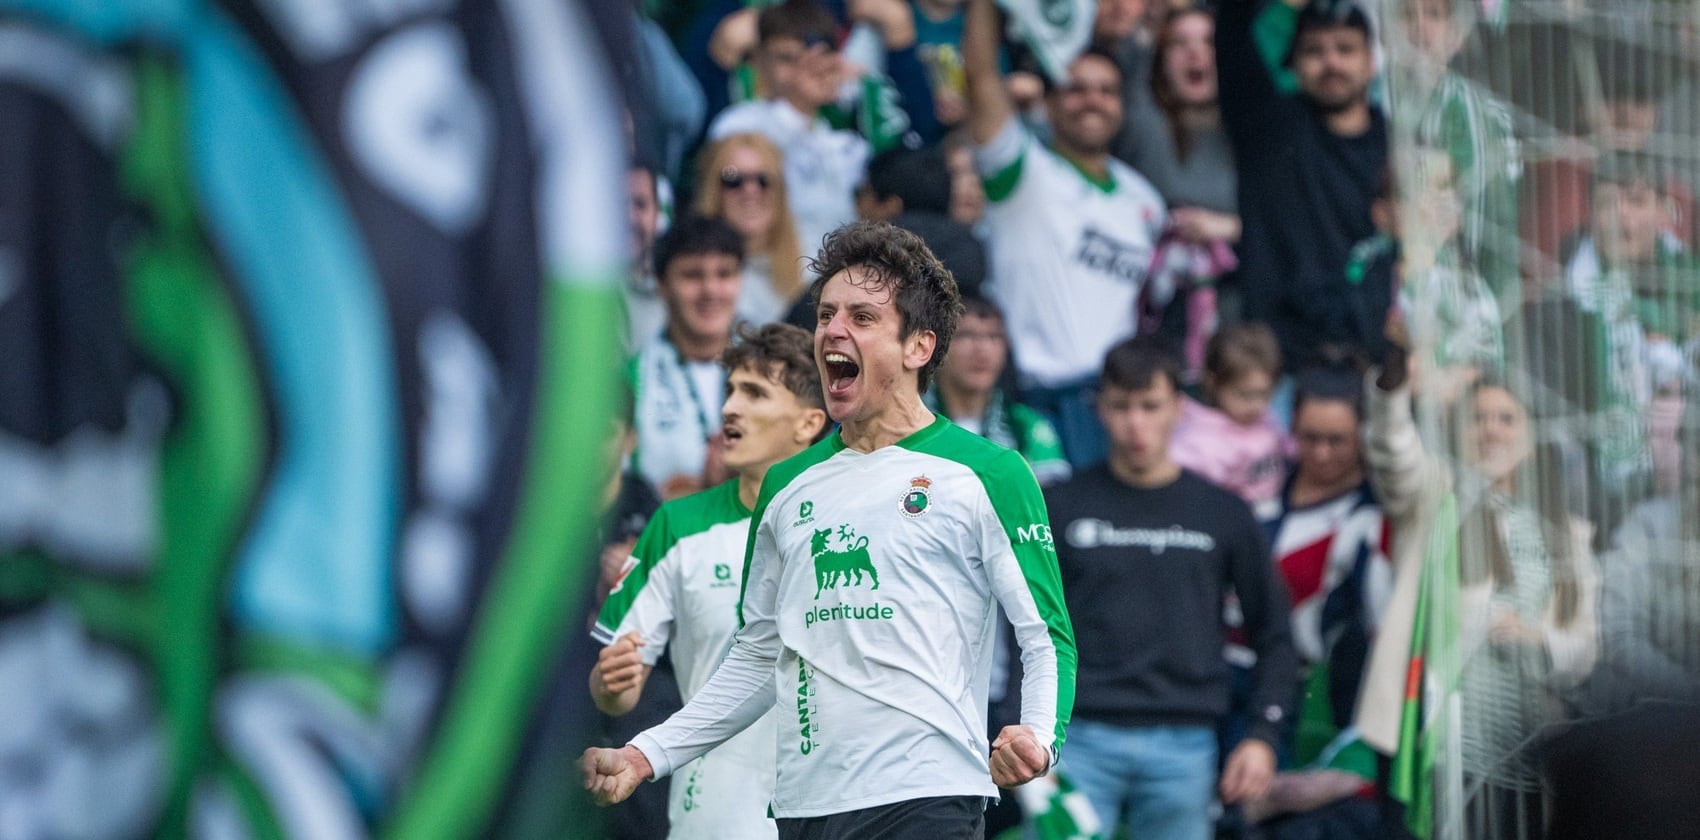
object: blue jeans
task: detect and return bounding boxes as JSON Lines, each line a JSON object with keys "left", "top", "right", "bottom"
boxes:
{"left": 1060, "top": 719, "right": 1218, "bottom": 840}
{"left": 1019, "top": 378, "right": 1107, "bottom": 470}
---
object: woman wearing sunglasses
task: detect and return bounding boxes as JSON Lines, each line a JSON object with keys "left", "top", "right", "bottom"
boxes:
{"left": 694, "top": 133, "right": 806, "bottom": 325}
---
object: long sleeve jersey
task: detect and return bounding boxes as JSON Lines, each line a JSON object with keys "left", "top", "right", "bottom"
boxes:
{"left": 630, "top": 416, "right": 1076, "bottom": 817}
{"left": 593, "top": 481, "right": 777, "bottom": 839}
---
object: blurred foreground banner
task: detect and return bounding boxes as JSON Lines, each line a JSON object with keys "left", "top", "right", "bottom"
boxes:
{"left": 0, "top": 0, "right": 626, "bottom": 836}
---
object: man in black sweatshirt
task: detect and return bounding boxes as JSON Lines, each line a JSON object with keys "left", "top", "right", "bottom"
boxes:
{"left": 1218, "top": 0, "right": 1388, "bottom": 371}
{"left": 1045, "top": 336, "right": 1296, "bottom": 840}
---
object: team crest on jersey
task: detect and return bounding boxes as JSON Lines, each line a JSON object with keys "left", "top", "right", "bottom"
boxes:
{"left": 899, "top": 475, "right": 932, "bottom": 518}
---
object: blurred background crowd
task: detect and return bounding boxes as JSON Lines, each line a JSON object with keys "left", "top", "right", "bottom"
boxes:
{"left": 2, "top": 0, "right": 1697, "bottom": 837}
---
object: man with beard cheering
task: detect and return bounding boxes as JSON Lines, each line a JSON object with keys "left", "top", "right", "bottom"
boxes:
{"left": 963, "top": 0, "right": 1168, "bottom": 471}
{"left": 1218, "top": 0, "right": 1387, "bottom": 372}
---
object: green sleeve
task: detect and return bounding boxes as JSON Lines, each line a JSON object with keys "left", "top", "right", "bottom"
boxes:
{"left": 979, "top": 450, "right": 1077, "bottom": 749}
{"left": 981, "top": 150, "right": 1026, "bottom": 203}
{"left": 1251, "top": 0, "right": 1301, "bottom": 95}
{"left": 593, "top": 504, "right": 673, "bottom": 638}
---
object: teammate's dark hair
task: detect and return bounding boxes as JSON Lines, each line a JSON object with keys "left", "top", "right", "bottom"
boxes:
{"left": 758, "top": 0, "right": 839, "bottom": 48}
{"left": 806, "top": 220, "right": 964, "bottom": 393}
{"left": 720, "top": 323, "right": 829, "bottom": 441}
{"left": 1101, "top": 335, "right": 1184, "bottom": 393}
{"left": 653, "top": 215, "right": 744, "bottom": 281}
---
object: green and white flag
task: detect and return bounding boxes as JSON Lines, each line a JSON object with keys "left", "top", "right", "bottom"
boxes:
{"left": 1009, "top": 769, "right": 1104, "bottom": 840}
{"left": 996, "top": 0, "right": 1096, "bottom": 84}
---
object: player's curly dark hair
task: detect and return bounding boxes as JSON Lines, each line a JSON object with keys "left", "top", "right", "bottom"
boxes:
{"left": 805, "top": 220, "right": 964, "bottom": 393}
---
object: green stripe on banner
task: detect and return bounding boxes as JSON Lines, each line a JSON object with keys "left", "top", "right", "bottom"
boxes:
{"left": 122, "top": 56, "right": 270, "bottom": 839}
{"left": 385, "top": 280, "right": 623, "bottom": 840}
{"left": 1390, "top": 492, "right": 1460, "bottom": 839}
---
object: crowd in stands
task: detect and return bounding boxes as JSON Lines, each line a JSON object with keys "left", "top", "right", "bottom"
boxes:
{"left": 597, "top": 0, "right": 1700, "bottom": 837}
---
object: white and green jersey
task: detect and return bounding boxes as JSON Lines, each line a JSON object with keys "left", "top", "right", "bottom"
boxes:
{"left": 976, "top": 117, "right": 1166, "bottom": 387}
{"left": 630, "top": 416, "right": 1077, "bottom": 818}
{"left": 594, "top": 481, "right": 777, "bottom": 839}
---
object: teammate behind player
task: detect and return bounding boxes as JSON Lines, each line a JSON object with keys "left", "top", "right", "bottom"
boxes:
{"left": 583, "top": 221, "right": 1077, "bottom": 838}
{"left": 591, "top": 323, "right": 828, "bottom": 839}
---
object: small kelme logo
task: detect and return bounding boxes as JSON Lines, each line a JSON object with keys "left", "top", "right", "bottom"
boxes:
{"left": 899, "top": 475, "right": 932, "bottom": 518}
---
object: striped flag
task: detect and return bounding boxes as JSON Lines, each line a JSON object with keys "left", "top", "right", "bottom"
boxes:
{"left": 1390, "top": 493, "right": 1464, "bottom": 839}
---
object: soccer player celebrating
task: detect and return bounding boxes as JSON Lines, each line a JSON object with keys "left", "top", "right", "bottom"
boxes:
{"left": 591, "top": 323, "right": 830, "bottom": 838}
{"left": 583, "top": 221, "right": 1077, "bottom": 838}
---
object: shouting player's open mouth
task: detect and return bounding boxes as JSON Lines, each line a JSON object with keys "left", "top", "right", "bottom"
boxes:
{"left": 823, "top": 351, "right": 861, "bottom": 397}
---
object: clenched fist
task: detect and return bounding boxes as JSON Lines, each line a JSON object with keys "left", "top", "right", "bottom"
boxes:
{"left": 581, "top": 745, "right": 654, "bottom": 806}
{"left": 989, "top": 725, "right": 1050, "bottom": 788}
{"left": 595, "top": 631, "right": 648, "bottom": 695}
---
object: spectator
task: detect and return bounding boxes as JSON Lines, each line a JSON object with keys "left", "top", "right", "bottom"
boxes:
{"left": 632, "top": 216, "right": 744, "bottom": 501}
{"left": 1576, "top": 486, "right": 1700, "bottom": 714}
{"left": 1094, "top": 0, "right": 1154, "bottom": 99}
{"left": 1392, "top": 0, "right": 1520, "bottom": 288}
{"left": 1218, "top": 0, "right": 1387, "bottom": 372}
{"left": 1391, "top": 149, "right": 1505, "bottom": 376}
{"left": 693, "top": 133, "right": 806, "bottom": 324}
{"left": 1454, "top": 377, "right": 1599, "bottom": 836}
{"left": 854, "top": 144, "right": 953, "bottom": 222}
{"left": 1124, "top": 5, "right": 1241, "bottom": 244}
{"left": 1357, "top": 320, "right": 1598, "bottom": 837}
{"left": 707, "top": 0, "right": 905, "bottom": 253}
{"left": 943, "top": 133, "right": 988, "bottom": 228}
{"left": 626, "top": 7, "right": 708, "bottom": 181}
{"left": 926, "top": 296, "right": 1071, "bottom": 484}
{"left": 1561, "top": 152, "right": 1689, "bottom": 498}
{"left": 1170, "top": 322, "right": 1292, "bottom": 520}
{"left": 1046, "top": 336, "right": 1295, "bottom": 840}
{"left": 624, "top": 164, "right": 668, "bottom": 353}
{"left": 911, "top": 0, "right": 971, "bottom": 129}
{"left": 1133, "top": 7, "right": 1245, "bottom": 359}
{"left": 1520, "top": 39, "right": 1690, "bottom": 271}
{"left": 1263, "top": 363, "right": 1390, "bottom": 759}
{"left": 963, "top": 0, "right": 1168, "bottom": 468}
{"left": 1564, "top": 151, "right": 1688, "bottom": 304}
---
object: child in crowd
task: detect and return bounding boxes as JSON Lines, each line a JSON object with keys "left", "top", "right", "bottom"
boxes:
{"left": 1170, "top": 322, "right": 1294, "bottom": 520}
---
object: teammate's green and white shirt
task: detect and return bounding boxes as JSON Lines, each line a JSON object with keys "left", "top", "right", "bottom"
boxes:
{"left": 594, "top": 480, "right": 777, "bottom": 839}
{"left": 976, "top": 117, "right": 1166, "bottom": 388}
{"left": 630, "top": 416, "right": 1077, "bottom": 818}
